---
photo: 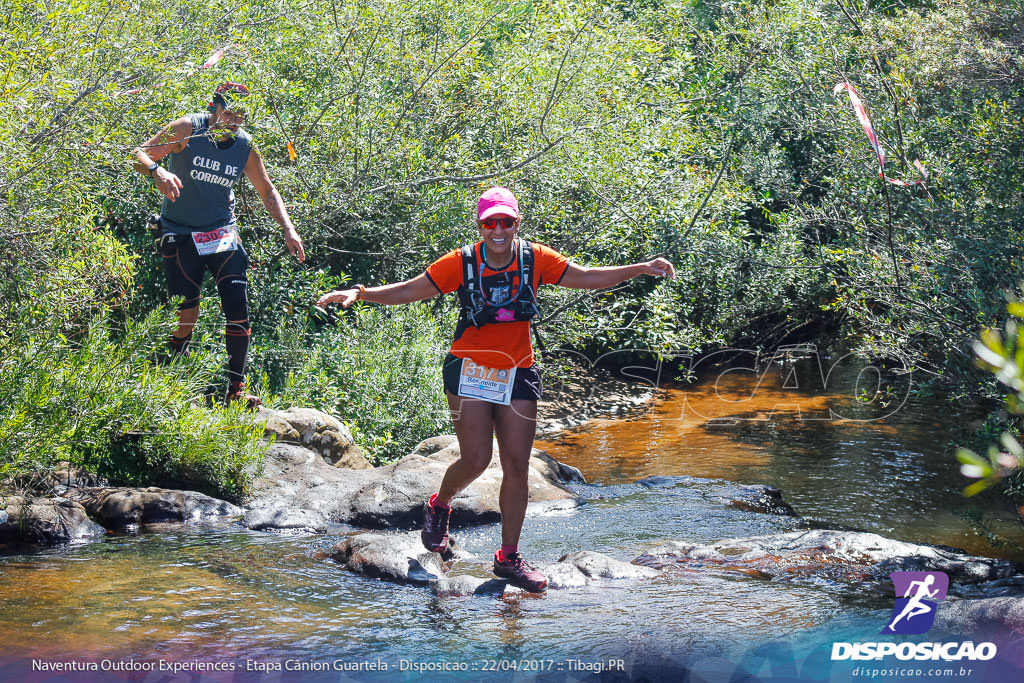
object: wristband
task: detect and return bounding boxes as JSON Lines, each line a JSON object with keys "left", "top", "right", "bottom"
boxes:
{"left": 356, "top": 284, "right": 367, "bottom": 301}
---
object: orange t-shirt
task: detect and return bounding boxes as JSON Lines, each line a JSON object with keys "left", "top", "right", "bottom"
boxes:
{"left": 425, "top": 240, "right": 570, "bottom": 369}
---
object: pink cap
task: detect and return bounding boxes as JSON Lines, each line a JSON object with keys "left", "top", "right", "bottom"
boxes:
{"left": 477, "top": 186, "right": 519, "bottom": 221}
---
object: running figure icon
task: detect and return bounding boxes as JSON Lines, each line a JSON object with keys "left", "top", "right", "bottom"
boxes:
{"left": 882, "top": 571, "right": 949, "bottom": 635}
{"left": 887, "top": 575, "right": 938, "bottom": 631}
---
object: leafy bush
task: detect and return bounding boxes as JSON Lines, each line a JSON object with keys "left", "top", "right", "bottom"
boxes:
{"left": 262, "top": 302, "right": 455, "bottom": 464}
{"left": 0, "top": 305, "right": 267, "bottom": 500}
{"left": 1, "top": 0, "right": 1023, "bottom": 483}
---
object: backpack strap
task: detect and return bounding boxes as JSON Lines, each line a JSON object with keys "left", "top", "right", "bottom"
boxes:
{"left": 520, "top": 240, "right": 548, "bottom": 356}
{"left": 454, "top": 244, "right": 480, "bottom": 340}
{"left": 520, "top": 239, "right": 534, "bottom": 299}
{"left": 461, "top": 244, "right": 477, "bottom": 291}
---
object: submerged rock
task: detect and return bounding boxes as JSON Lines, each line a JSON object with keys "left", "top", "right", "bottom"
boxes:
{"left": 724, "top": 484, "right": 797, "bottom": 516}
{"left": 329, "top": 532, "right": 660, "bottom": 596}
{"left": 633, "top": 530, "right": 1024, "bottom": 588}
{"left": 934, "top": 596, "right": 1024, "bottom": 634}
{"left": 634, "top": 476, "right": 798, "bottom": 516}
{"left": 245, "top": 437, "right": 582, "bottom": 531}
{"left": 257, "top": 406, "right": 371, "bottom": 469}
{"left": 68, "top": 487, "right": 242, "bottom": 528}
{"left": 434, "top": 549, "right": 660, "bottom": 595}
{"left": 0, "top": 496, "right": 106, "bottom": 545}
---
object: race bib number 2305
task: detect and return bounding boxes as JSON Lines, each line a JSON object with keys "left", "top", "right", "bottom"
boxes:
{"left": 191, "top": 226, "right": 238, "bottom": 256}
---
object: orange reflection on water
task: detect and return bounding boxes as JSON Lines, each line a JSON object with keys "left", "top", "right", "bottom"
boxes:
{"left": 537, "top": 367, "right": 873, "bottom": 483}
{"left": 0, "top": 540, "right": 375, "bottom": 660}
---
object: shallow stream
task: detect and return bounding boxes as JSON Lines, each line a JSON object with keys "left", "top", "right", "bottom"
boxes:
{"left": 1, "top": 356, "right": 1021, "bottom": 681}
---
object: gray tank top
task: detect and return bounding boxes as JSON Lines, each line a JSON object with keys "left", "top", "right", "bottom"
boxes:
{"left": 160, "top": 112, "right": 252, "bottom": 234}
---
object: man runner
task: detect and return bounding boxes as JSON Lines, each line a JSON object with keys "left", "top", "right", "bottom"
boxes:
{"left": 133, "top": 82, "right": 305, "bottom": 405}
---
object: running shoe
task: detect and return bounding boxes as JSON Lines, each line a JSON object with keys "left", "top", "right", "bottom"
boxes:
{"left": 493, "top": 551, "right": 548, "bottom": 592}
{"left": 421, "top": 497, "right": 451, "bottom": 553}
{"left": 225, "top": 382, "right": 261, "bottom": 410}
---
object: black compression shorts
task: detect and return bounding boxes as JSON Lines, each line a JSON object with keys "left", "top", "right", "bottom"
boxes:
{"left": 160, "top": 233, "right": 249, "bottom": 321}
{"left": 442, "top": 353, "right": 543, "bottom": 401}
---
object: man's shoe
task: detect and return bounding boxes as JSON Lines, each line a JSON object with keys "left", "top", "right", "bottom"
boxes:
{"left": 493, "top": 551, "right": 548, "bottom": 592}
{"left": 421, "top": 497, "right": 451, "bottom": 553}
{"left": 225, "top": 382, "right": 261, "bottom": 410}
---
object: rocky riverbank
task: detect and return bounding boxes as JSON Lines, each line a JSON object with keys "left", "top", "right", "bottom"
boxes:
{"left": 0, "top": 405, "right": 585, "bottom": 545}
{"left": 3, "top": 401, "right": 1024, "bottom": 634}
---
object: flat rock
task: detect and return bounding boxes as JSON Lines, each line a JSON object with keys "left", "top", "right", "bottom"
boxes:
{"left": 329, "top": 531, "right": 469, "bottom": 585}
{"left": 257, "top": 406, "right": 371, "bottom": 469}
{"left": 537, "top": 550, "right": 662, "bottom": 591}
{"left": 0, "top": 496, "right": 106, "bottom": 545}
{"left": 557, "top": 550, "right": 661, "bottom": 580}
{"left": 244, "top": 437, "right": 582, "bottom": 531}
{"left": 68, "top": 487, "right": 242, "bottom": 528}
{"left": 242, "top": 507, "right": 327, "bottom": 533}
{"left": 431, "top": 574, "right": 509, "bottom": 597}
{"left": 633, "top": 530, "right": 1024, "bottom": 587}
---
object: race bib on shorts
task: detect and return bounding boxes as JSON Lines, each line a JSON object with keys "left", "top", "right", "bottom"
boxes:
{"left": 457, "top": 359, "right": 516, "bottom": 405}
{"left": 191, "top": 226, "right": 238, "bottom": 256}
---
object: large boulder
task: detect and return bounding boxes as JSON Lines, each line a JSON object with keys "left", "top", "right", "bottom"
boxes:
{"left": 11, "top": 462, "right": 108, "bottom": 493}
{"left": 68, "top": 487, "right": 242, "bottom": 528}
{"left": 257, "top": 406, "right": 371, "bottom": 469}
{"left": 0, "top": 496, "right": 106, "bottom": 545}
{"left": 345, "top": 439, "right": 582, "bottom": 528}
{"left": 633, "top": 530, "right": 1024, "bottom": 587}
{"left": 244, "top": 436, "right": 582, "bottom": 531}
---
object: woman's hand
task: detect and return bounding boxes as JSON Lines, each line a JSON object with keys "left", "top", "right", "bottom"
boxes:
{"left": 640, "top": 257, "right": 676, "bottom": 279}
{"left": 316, "top": 288, "right": 360, "bottom": 308}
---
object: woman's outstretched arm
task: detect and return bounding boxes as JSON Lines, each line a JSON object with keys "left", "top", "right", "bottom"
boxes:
{"left": 557, "top": 257, "right": 675, "bottom": 290}
{"left": 316, "top": 273, "right": 439, "bottom": 308}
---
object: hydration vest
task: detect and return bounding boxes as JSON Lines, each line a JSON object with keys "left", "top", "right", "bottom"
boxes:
{"left": 454, "top": 239, "right": 541, "bottom": 341}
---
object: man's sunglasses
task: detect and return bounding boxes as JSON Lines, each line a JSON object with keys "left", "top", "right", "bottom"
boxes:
{"left": 478, "top": 217, "right": 517, "bottom": 230}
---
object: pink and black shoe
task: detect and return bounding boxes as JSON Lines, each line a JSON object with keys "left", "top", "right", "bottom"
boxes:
{"left": 421, "top": 494, "right": 451, "bottom": 553}
{"left": 225, "top": 382, "right": 261, "bottom": 410}
{"left": 493, "top": 550, "right": 548, "bottom": 592}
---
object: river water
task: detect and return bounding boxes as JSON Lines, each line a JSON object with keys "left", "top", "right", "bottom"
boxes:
{"left": 0, "top": 355, "right": 1021, "bottom": 682}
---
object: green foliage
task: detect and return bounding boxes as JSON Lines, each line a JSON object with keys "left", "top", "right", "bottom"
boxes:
{"left": 263, "top": 302, "right": 454, "bottom": 464}
{"left": 958, "top": 300, "right": 1024, "bottom": 497}
{"left": 1, "top": 0, "right": 1023, "bottom": 481}
{"left": 0, "top": 305, "right": 267, "bottom": 500}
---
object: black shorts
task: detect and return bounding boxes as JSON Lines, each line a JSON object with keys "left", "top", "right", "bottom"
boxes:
{"left": 160, "top": 232, "right": 249, "bottom": 319}
{"left": 442, "top": 353, "right": 542, "bottom": 401}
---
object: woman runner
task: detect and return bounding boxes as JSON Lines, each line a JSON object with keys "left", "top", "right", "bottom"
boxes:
{"left": 316, "top": 187, "right": 675, "bottom": 591}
